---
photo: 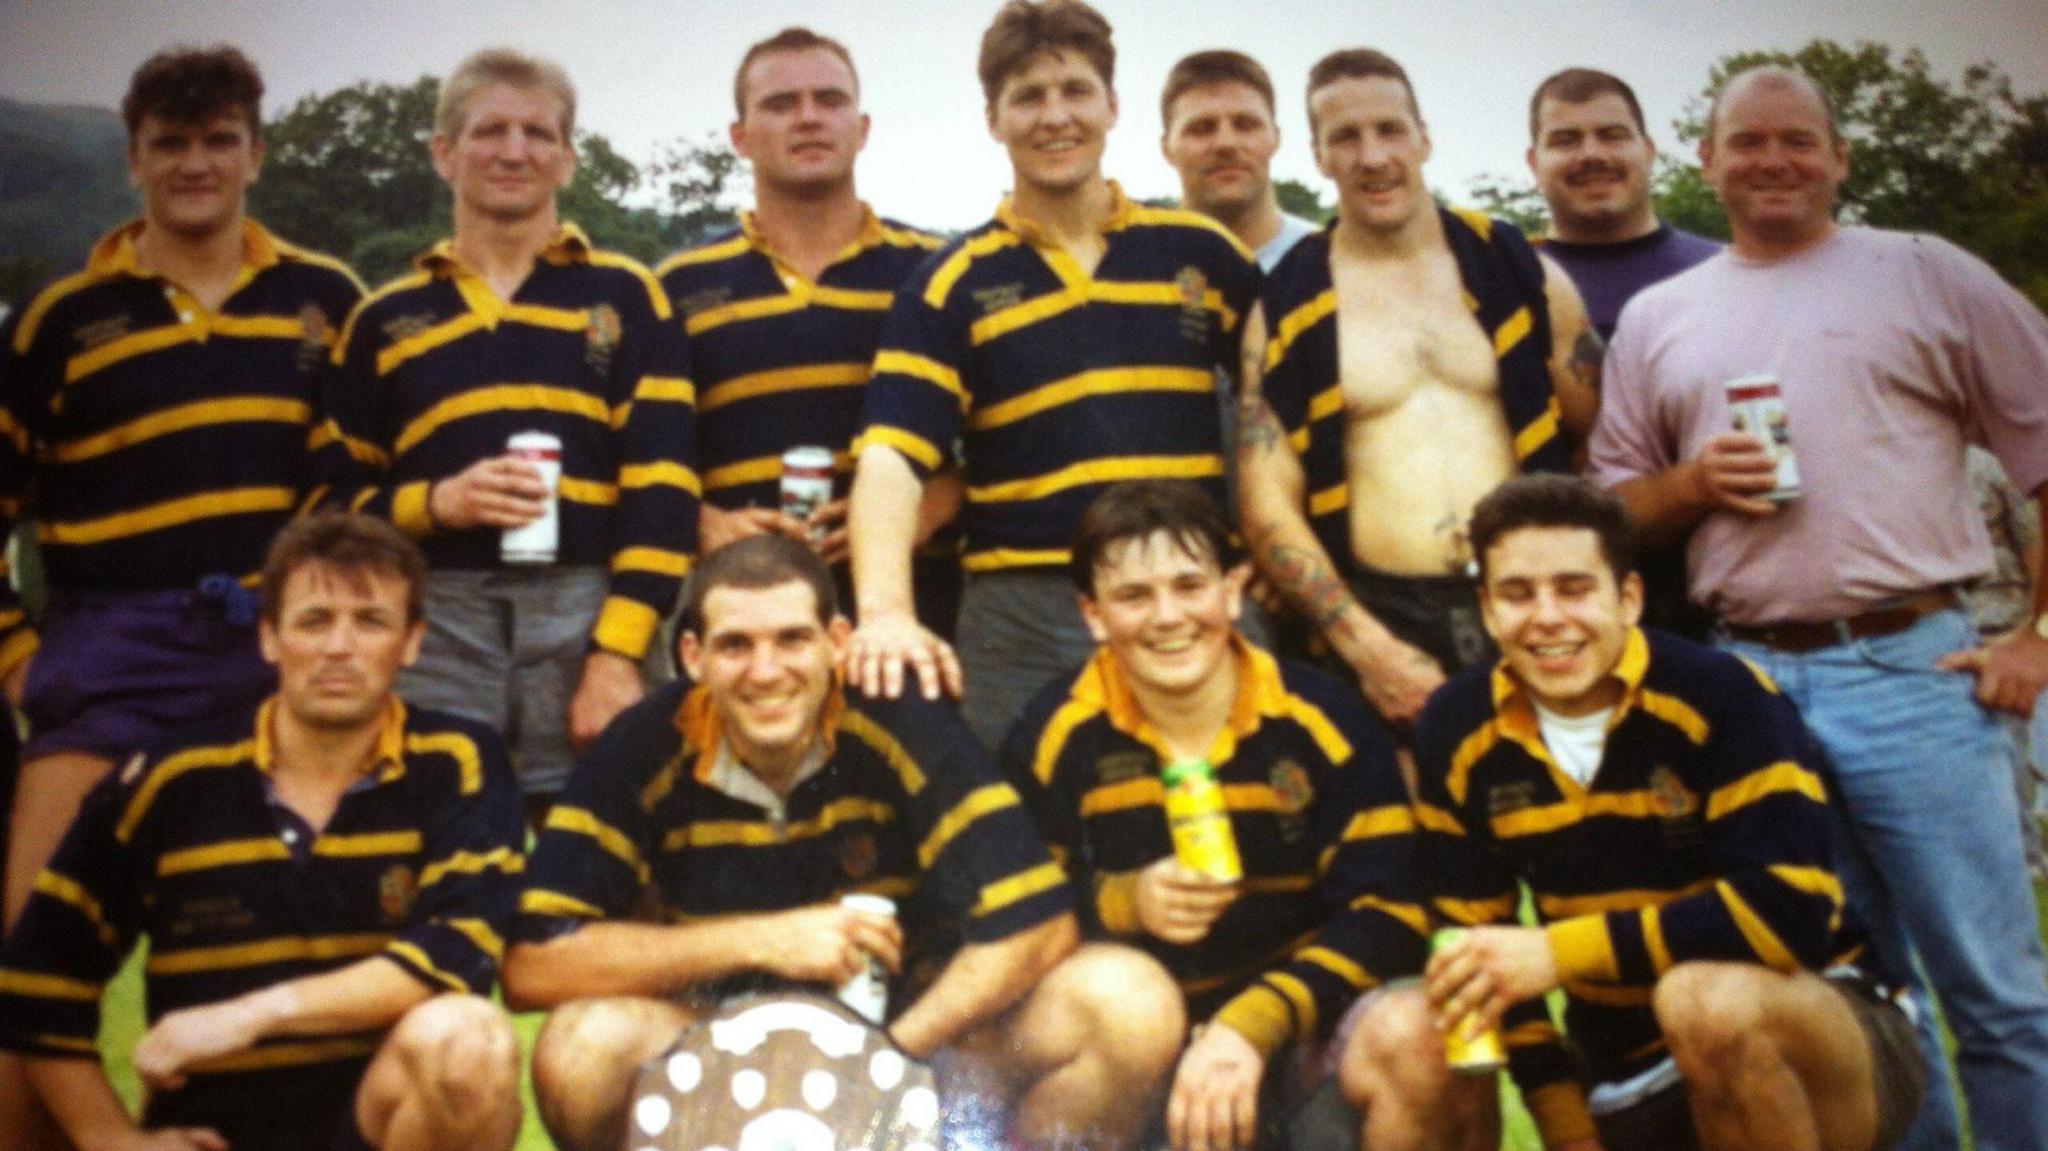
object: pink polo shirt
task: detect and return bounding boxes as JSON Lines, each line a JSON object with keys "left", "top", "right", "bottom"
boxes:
{"left": 1590, "top": 227, "right": 2048, "bottom": 625}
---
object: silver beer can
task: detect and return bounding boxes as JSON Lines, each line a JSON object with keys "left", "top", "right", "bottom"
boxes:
{"left": 780, "top": 445, "right": 836, "bottom": 542}
{"left": 502, "top": 430, "right": 563, "bottom": 564}
{"left": 1724, "top": 374, "right": 1801, "bottom": 503}
{"left": 836, "top": 893, "right": 896, "bottom": 1024}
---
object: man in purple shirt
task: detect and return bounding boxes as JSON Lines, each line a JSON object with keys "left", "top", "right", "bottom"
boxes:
{"left": 1591, "top": 65, "right": 2048, "bottom": 1151}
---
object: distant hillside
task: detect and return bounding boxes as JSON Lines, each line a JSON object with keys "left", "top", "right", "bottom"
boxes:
{"left": 0, "top": 99, "right": 132, "bottom": 305}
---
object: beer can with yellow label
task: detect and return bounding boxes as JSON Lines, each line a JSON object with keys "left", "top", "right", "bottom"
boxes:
{"left": 1432, "top": 928, "right": 1507, "bottom": 1075}
{"left": 1162, "top": 759, "right": 1242, "bottom": 883}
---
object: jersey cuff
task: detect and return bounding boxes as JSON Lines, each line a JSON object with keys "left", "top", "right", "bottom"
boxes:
{"left": 591, "top": 597, "right": 659, "bottom": 660}
{"left": 391, "top": 481, "right": 435, "bottom": 537}
{"left": 1545, "top": 914, "right": 1619, "bottom": 983}
{"left": 1210, "top": 984, "right": 1295, "bottom": 1058}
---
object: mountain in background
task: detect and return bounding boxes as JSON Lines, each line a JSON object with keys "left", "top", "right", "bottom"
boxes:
{"left": 0, "top": 98, "right": 133, "bottom": 304}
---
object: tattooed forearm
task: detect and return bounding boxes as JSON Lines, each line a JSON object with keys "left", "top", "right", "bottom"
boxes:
{"left": 1235, "top": 393, "right": 1287, "bottom": 459}
{"left": 1570, "top": 325, "right": 1605, "bottom": 394}
{"left": 1262, "top": 539, "right": 1355, "bottom": 630}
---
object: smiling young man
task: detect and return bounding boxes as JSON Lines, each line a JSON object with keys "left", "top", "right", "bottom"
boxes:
{"left": 319, "top": 49, "right": 696, "bottom": 801}
{"left": 504, "top": 533, "right": 1179, "bottom": 1151}
{"left": 658, "top": 28, "right": 960, "bottom": 635}
{"left": 0, "top": 46, "right": 364, "bottom": 935}
{"left": 1001, "top": 480, "right": 1430, "bottom": 1151}
{"left": 1591, "top": 65, "right": 2048, "bottom": 1150}
{"left": 1236, "top": 49, "right": 1599, "bottom": 730}
{"left": 846, "top": 0, "right": 1262, "bottom": 750}
{"left": 1399, "top": 474, "right": 1925, "bottom": 1151}
{"left": 0, "top": 512, "right": 526, "bottom": 1151}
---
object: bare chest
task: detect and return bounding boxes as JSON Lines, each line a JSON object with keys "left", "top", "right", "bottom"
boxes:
{"left": 1330, "top": 258, "right": 1497, "bottom": 418}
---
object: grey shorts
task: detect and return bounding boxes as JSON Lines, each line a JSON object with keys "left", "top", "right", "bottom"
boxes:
{"left": 954, "top": 570, "right": 1097, "bottom": 753}
{"left": 399, "top": 566, "right": 665, "bottom": 795}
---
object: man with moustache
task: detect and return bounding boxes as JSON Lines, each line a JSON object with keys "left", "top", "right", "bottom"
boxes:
{"left": 1160, "top": 50, "right": 1319, "bottom": 271}
{"left": 321, "top": 49, "right": 697, "bottom": 800}
{"left": 1528, "top": 66, "right": 1721, "bottom": 638}
{"left": 1592, "top": 64, "right": 2048, "bottom": 1150}
{"left": 1237, "top": 48, "right": 1600, "bottom": 727}
{"left": 847, "top": 0, "right": 1262, "bottom": 750}
{"left": 659, "top": 28, "right": 960, "bottom": 633}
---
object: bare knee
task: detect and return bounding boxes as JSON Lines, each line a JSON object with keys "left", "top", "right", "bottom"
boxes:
{"left": 1654, "top": 962, "right": 1770, "bottom": 1085}
{"left": 1339, "top": 986, "right": 1496, "bottom": 1149}
{"left": 1339, "top": 987, "right": 1447, "bottom": 1106}
{"left": 391, "top": 995, "right": 519, "bottom": 1108}
{"left": 1044, "top": 943, "right": 1186, "bottom": 1075}
{"left": 531, "top": 997, "right": 690, "bottom": 1149}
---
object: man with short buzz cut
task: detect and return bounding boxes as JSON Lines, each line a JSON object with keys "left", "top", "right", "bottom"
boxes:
{"left": 1394, "top": 474, "right": 1925, "bottom": 1151}
{"left": 1237, "top": 47, "right": 1600, "bottom": 729}
{"left": 505, "top": 534, "right": 1180, "bottom": 1151}
{"left": 847, "top": 0, "right": 1262, "bottom": 750}
{"left": 1527, "top": 66, "right": 1721, "bottom": 640}
{"left": 1592, "top": 64, "right": 2048, "bottom": 1150}
{"left": 320, "top": 48, "right": 697, "bottom": 800}
{"left": 1161, "top": 49, "right": 1318, "bottom": 272}
{"left": 0, "top": 511, "right": 527, "bottom": 1151}
{"left": 0, "top": 44, "right": 364, "bottom": 934}
{"left": 1001, "top": 479, "right": 1426, "bottom": 1151}
{"left": 658, "top": 26, "right": 959, "bottom": 635}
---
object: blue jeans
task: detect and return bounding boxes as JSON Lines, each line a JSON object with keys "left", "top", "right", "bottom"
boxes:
{"left": 1720, "top": 609, "right": 2048, "bottom": 1151}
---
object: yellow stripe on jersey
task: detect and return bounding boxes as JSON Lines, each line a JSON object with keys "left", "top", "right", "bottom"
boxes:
{"left": 918, "top": 784, "right": 1020, "bottom": 869}
{"left": 394, "top": 384, "right": 610, "bottom": 456}
{"left": 39, "top": 487, "right": 296, "bottom": 547}
{"left": 701, "top": 363, "right": 868, "bottom": 414}
{"left": 147, "top": 932, "right": 392, "bottom": 976}
{"left": 967, "top": 455, "right": 1221, "bottom": 504}
{"left": 968, "top": 366, "right": 1213, "bottom": 432}
{"left": 47, "top": 398, "right": 311, "bottom": 464}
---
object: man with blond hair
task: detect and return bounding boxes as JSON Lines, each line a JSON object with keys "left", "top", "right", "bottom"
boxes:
{"left": 320, "top": 48, "right": 697, "bottom": 800}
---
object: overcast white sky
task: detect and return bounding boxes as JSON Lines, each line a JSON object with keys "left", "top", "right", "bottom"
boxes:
{"left": 4, "top": 0, "right": 2045, "bottom": 231}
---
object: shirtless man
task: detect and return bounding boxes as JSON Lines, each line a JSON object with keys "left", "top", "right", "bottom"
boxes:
{"left": 1238, "top": 47, "right": 1598, "bottom": 724}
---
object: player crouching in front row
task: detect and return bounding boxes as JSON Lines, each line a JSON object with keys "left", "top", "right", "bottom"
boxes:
{"left": 0, "top": 512, "right": 526, "bottom": 1151}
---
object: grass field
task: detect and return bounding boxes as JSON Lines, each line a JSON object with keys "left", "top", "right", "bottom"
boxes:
{"left": 96, "top": 880, "right": 2048, "bottom": 1150}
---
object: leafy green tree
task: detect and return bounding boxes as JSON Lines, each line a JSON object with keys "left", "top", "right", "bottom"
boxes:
{"left": 1681, "top": 40, "right": 2042, "bottom": 305}
{"left": 1274, "top": 177, "right": 1331, "bottom": 223}
{"left": 1462, "top": 174, "right": 1548, "bottom": 235}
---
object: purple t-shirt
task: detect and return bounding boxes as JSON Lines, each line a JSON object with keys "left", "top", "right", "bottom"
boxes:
{"left": 1591, "top": 227, "right": 2048, "bottom": 625}
{"left": 1541, "top": 224, "right": 1722, "bottom": 342}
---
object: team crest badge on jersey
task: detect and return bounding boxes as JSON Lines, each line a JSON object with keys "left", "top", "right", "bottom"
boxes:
{"left": 838, "top": 830, "right": 880, "bottom": 881}
{"left": 296, "top": 303, "right": 331, "bottom": 371}
{"left": 382, "top": 312, "right": 434, "bottom": 343}
{"left": 1269, "top": 759, "right": 1313, "bottom": 844}
{"left": 1175, "top": 266, "right": 1212, "bottom": 343}
{"left": 970, "top": 282, "right": 1026, "bottom": 315}
{"left": 585, "top": 303, "right": 622, "bottom": 374}
{"left": 1646, "top": 766, "right": 1698, "bottom": 820}
{"left": 378, "top": 864, "right": 419, "bottom": 922}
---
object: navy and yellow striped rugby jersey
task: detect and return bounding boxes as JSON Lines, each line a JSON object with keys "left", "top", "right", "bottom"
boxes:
{"left": 0, "top": 219, "right": 363, "bottom": 676}
{"left": 516, "top": 679, "right": 1070, "bottom": 988}
{"left": 660, "top": 208, "right": 941, "bottom": 513}
{"left": 317, "top": 224, "right": 697, "bottom": 659}
{"left": 853, "top": 184, "right": 1261, "bottom": 572}
{"left": 1412, "top": 628, "right": 1851, "bottom": 1145}
{"left": 1000, "top": 639, "right": 1424, "bottom": 1057}
{"left": 0, "top": 698, "right": 524, "bottom": 1093}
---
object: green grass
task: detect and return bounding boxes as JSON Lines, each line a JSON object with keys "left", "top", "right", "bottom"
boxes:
{"left": 96, "top": 881, "right": 2048, "bottom": 1150}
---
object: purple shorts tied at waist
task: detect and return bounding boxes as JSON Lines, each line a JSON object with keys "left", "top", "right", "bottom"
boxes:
{"left": 21, "top": 583, "right": 274, "bottom": 762}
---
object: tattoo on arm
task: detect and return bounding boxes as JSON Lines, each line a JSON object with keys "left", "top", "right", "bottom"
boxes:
{"left": 1570, "top": 326, "right": 1605, "bottom": 394}
{"left": 1262, "top": 539, "right": 1355, "bottom": 630}
{"left": 1235, "top": 393, "right": 1286, "bottom": 459}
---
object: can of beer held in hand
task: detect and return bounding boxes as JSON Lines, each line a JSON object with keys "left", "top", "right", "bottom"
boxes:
{"left": 501, "top": 431, "right": 562, "bottom": 564}
{"left": 780, "top": 446, "right": 836, "bottom": 544}
{"left": 1162, "top": 759, "right": 1243, "bottom": 883}
{"left": 1431, "top": 928, "right": 1508, "bottom": 1075}
{"left": 837, "top": 893, "right": 896, "bottom": 1025}
{"left": 1724, "top": 374, "right": 1801, "bottom": 503}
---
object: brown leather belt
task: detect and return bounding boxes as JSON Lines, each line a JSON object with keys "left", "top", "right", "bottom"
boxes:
{"left": 1723, "top": 589, "right": 1960, "bottom": 654}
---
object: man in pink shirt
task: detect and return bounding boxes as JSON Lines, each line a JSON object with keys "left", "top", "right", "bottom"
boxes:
{"left": 1590, "top": 65, "right": 2048, "bottom": 1151}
